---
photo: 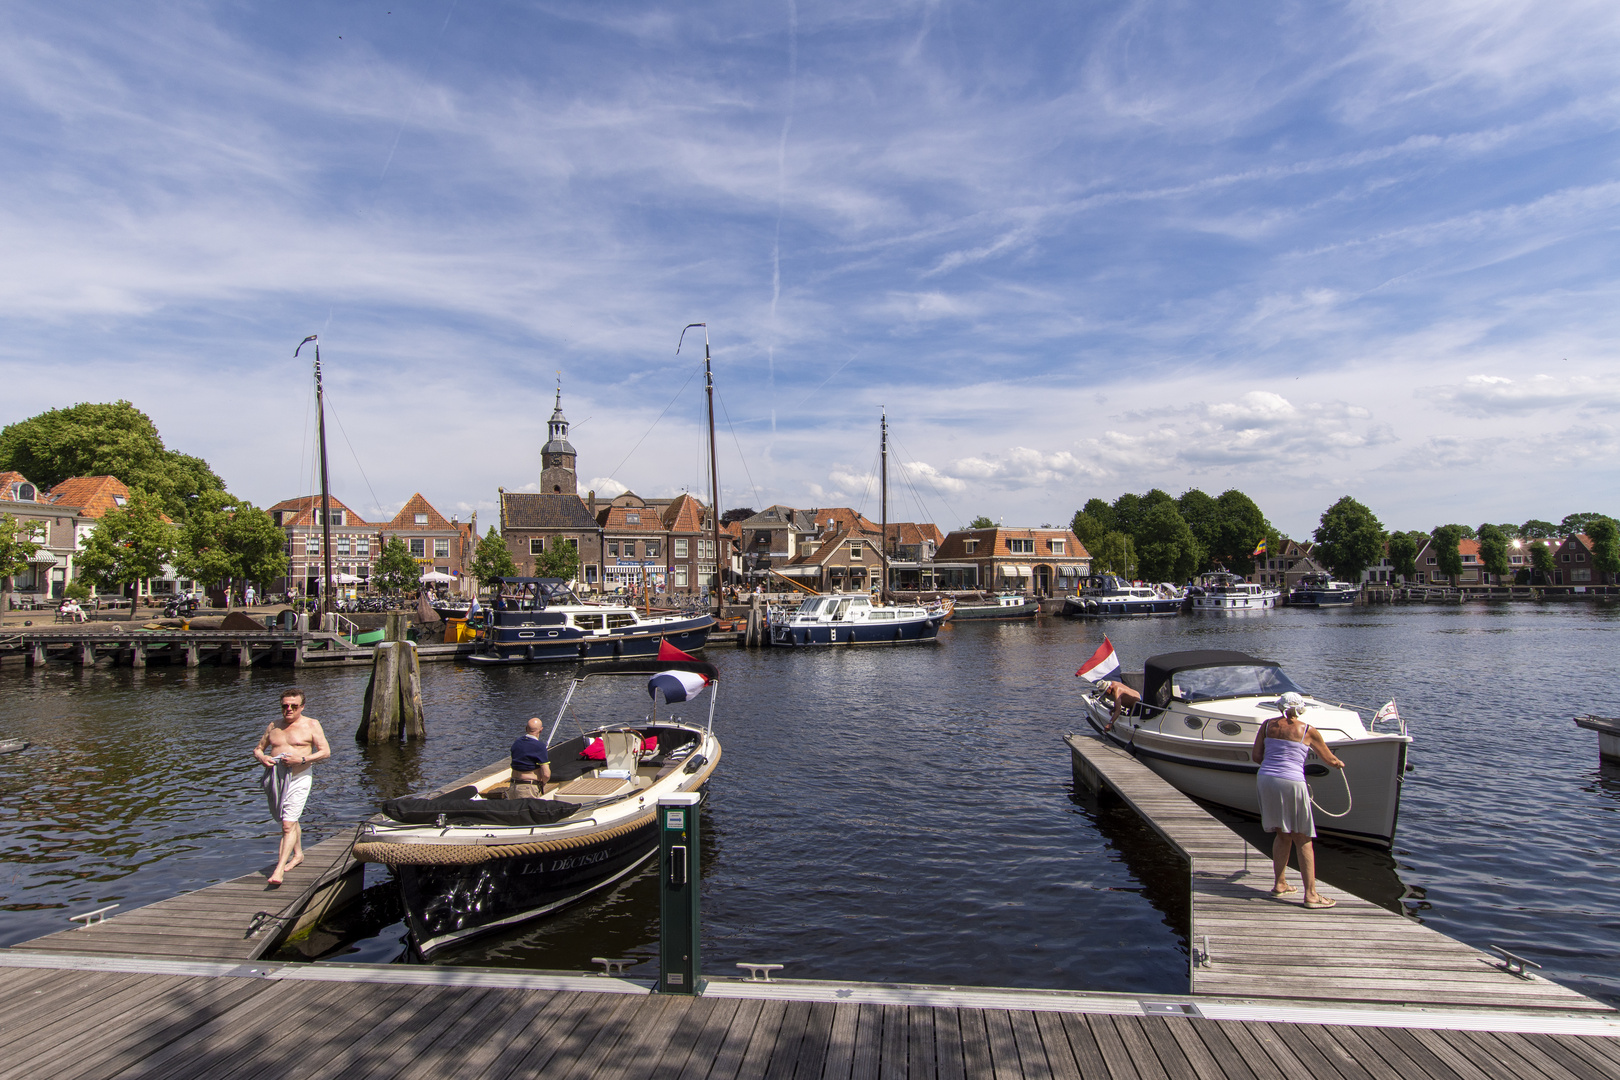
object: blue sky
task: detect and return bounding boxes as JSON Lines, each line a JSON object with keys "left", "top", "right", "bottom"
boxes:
{"left": 3, "top": 1, "right": 1617, "bottom": 538}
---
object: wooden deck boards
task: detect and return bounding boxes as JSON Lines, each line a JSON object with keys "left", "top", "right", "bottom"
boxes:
{"left": 1064, "top": 733, "right": 1608, "bottom": 1013}
{"left": 11, "top": 833, "right": 358, "bottom": 962}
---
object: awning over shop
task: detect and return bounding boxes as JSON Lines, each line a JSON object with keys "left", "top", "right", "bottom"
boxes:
{"left": 1000, "top": 564, "right": 1031, "bottom": 578}
{"left": 773, "top": 565, "right": 822, "bottom": 577}
{"left": 26, "top": 550, "right": 61, "bottom": 566}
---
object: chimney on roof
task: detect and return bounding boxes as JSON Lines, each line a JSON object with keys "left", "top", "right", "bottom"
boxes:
{"left": 588, "top": 490, "right": 596, "bottom": 518}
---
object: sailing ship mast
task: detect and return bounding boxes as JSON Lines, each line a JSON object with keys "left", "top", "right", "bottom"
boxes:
{"left": 296, "top": 335, "right": 335, "bottom": 618}
{"left": 681, "top": 323, "right": 725, "bottom": 616}
{"left": 879, "top": 409, "right": 888, "bottom": 600}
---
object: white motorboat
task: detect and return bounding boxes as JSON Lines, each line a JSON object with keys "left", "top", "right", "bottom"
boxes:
{"left": 1079, "top": 650, "right": 1410, "bottom": 847}
{"left": 1062, "top": 575, "right": 1184, "bottom": 617}
{"left": 1188, "top": 572, "right": 1279, "bottom": 612}
{"left": 769, "top": 593, "right": 945, "bottom": 645}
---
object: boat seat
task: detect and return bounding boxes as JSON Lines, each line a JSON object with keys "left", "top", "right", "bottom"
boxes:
{"left": 600, "top": 731, "right": 642, "bottom": 773}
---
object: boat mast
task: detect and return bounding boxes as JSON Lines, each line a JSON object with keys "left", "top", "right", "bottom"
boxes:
{"left": 298, "top": 335, "right": 335, "bottom": 618}
{"left": 682, "top": 323, "right": 724, "bottom": 616}
{"left": 879, "top": 409, "right": 888, "bottom": 600}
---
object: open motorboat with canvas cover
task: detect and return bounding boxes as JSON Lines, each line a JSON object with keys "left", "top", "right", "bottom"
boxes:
{"left": 1288, "top": 572, "right": 1358, "bottom": 607}
{"left": 1061, "top": 575, "right": 1184, "bottom": 617}
{"left": 1078, "top": 649, "right": 1410, "bottom": 847}
{"left": 949, "top": 593, "right": 1040, "bottom": 620}
{"left": 768, "top": 593, "right": 946, "bottom": 645}
{"left": 468, "top": 577, "right": 714, "bottom": 665}
{"left": 1187, "top": 572, "right": 1279, "bottom": 612}
{"left": 353, "top": 657, "right": 723, "bottom": 955}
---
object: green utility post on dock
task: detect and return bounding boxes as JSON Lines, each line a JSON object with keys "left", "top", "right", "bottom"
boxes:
{"left": 657, "top": 792, "right": 703, "bottom": 994}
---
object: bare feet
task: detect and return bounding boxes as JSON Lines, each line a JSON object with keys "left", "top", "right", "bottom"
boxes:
{"left": 267, "top": 872, "right": 284, "bottom": 886}
{"left": 284, "top": 854, "right": 304, "bottom": 872}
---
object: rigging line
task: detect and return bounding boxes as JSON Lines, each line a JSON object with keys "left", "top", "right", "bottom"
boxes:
{"left": 713, "top": 385, "right": 764, "bottom": 513}
{"left": 890, "top": 455, "right": 936, "bottom": 528}
{"left": 606, "top": 360, "right": 704, "bottom": 481}
{"left": 296, "top": 380, "right": 313, "bottom": 511}
{"left": 853, "top": 445, "right": 879, "bottom": 522}
{"left": 891, "top": 434, "right": 964, "bottom": 532}
{"left": 322, "top": 392, "right": 385, "bottom": 523}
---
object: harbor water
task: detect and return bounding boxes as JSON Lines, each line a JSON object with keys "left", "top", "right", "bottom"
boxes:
{"left": 2, "top": 603, "right": 1617, "bottom": 1004}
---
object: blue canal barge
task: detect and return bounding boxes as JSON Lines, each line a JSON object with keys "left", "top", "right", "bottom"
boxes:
{"left": 769, "top": 594, "right": 945, "bottom": 645}
{"left": 468, "top": 578, "right": 714, "bottom": 665}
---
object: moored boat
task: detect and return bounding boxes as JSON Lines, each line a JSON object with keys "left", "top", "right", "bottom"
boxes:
{"left": 353, "top": 659, "right": 723, "bottom": 955}
{"left": 1188, "top": 572, "right": 1279, "bottom": 612}
{"left": 949, "top": 593, "right": 1040, "bottom": 620}
{"left": 1062, "top": 575, "right": 1183, "bottom": 617}
{"left": 1079, "top": 649, "right": 1410, "bottom": 847}
{"left": 1288, "top": 572, "right": 1358, "bottom": 607}
{"left": 769, "top": 594, "right": 945, "bottom": 645}
{"left": 468, "top": 577, "right": 713, "bottom": 664}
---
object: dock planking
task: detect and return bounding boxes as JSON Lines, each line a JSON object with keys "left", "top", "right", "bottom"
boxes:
{"left": 1064, "top": 731, "right": 1611, "bottom": 1012}
{"left": 0, "top": 959, "right": 1616, "bottom": 1080}
{"left": 11, "top": 833, "right": 359, "bottom": 962}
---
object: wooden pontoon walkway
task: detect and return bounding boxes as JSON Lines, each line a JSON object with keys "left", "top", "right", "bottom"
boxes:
{"left": 12, "top": 835, "right": 361, "bottom": 962}
{"left": 1, "top": 952, "right": 1617, "bottom": 1080}
{"left": 1065, "top": 731, "right": 1610, "bottom": 1012}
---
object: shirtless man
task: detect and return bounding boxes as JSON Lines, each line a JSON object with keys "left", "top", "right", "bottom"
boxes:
{"left": 1098, "top": 679, "right": 1141, "bottom": 731}
{"left": 254, "top": 689, "right": 332, "bottom": 885}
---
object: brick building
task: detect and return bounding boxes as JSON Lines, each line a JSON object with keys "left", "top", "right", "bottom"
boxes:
{"left": 933, "top": 526, "right": 1091, "bottom": 595}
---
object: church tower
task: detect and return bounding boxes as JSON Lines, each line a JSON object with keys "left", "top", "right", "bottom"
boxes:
{"left": 540, "top": 389, "right": 578, "bottom": 494}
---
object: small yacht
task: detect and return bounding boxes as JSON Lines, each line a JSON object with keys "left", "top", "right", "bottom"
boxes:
{"left": 1078, "top": 650, "right": 1411, "bottom": 847}
{"left": 469, "top": 577, "right": 713, "bottom": 664}
{"left": 1188, "top": 572, "right": 1279, "bottom": 612}
{"left": 1062, "top": 575, "right": 1184, "bottom": 617}
{"left": 1289, "top": 572, "right": 1358, "bottom": 607}
{"left": 769, "top": 593, "right": 945, "bottom": 645}
{"left": 949, "top": 593, "right": 1040, "bottom": 621}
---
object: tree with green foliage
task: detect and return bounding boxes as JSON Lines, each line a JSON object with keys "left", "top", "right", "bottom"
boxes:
{"left": 1212, "top": 489, "right": 1271, "bottom": 575}
{"left": 1386, "top": 532, "right": 1419, "bottom": 581}
{"left": 1519, "top": 519, "right": 1557, "bottom": 539}
{"left": 1110, "top": 492, "right": 1143, "bottom": 541}
{"left": 0, "top": 401, "right": 225, "bottom": 523}
{"left": 1430, "top": 524, "right": 1465, "bottom": 584}
{"left": 1559, "top": 512, "right": 1614, "bottom": 538}
{"left": 373, "top": 535, "right": 422, "bottom": 593}
{"left": 1477, "top": 524, "right": 1511, "bottom": 583}
{"left": 467, "top": 526, "right": 518, "bottom": 587}
{"left": 1313, "top": 497, "right": 1385, "bottom": 581}
{"left": 1176, "top": 489, "right": 1221, "bottom": 572}
{"left": 534, "top": 537, "right": 582, "bottom": 581}
{"left": 1, "top": 514, "right": 45, "bottom": 610}
{"left": 1070, "top": 508, "right": 1108, "bottom": 553}
{"left": 1431, "top": 523, "right": 1476, "bottom": 540}
{"left": 1135, "top": 499, "right": 1202, "bottom": 582}
{"left": 967, "top": 516, "right": 995, "bottom": 530}
{"left": 63, "top": 577, "right": 91, "bottom": 602}
{"left": 75, "top": 489, "right": 179, "bottom": 598}
{"left": 1091, "top": 531, "right": 1137, "bottom": 578}
{"left": 1530, "top": 540, "right": 1555, "bottom": 584}
{"left": 175, "top": 491, "right": 289, "bottom": 600}
{"left": 1587, "top": 518, "right": 1620, "bottom": 583}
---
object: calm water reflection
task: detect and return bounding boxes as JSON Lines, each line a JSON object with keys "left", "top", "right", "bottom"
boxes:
{"left": 1, "top": 601, "right": 1616, "bottom": 1003}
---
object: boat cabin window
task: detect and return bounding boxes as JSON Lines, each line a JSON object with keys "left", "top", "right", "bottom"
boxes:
{"left": 798, "top": 598, "right": 826, "bottom": 616}
{"left": 573, "top": 613, "right": 606, "bottom": 630}
{"left": 1171, "top": 665, "right": 1302, "bottom": 703}
{"left": 605, "top": 612, "right": 638, "bottom": 629}
{"left": 868, "top": 610, "right": 895, "bottom": 620}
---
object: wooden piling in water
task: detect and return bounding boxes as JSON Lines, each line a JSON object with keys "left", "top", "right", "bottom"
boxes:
{"left": 357, "top": 614, "right": 425, "bottom": 743}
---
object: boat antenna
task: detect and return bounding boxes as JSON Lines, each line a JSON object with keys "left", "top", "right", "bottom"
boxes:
{"left": 296, "top": 335, "right": 335, "bottom": 619}
{"left": 679, "top": 323, "right": 723, "bottom": 617}
{"left": 880, "top": 408, "right": 888, "bottom": 601}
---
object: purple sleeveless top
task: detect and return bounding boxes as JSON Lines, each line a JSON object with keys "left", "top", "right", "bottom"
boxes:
{"left": 1258, "top": 735, "right": 1309, "bottom": 781}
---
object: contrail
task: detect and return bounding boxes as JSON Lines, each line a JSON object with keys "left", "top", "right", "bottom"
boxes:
{"left": 765, "top": 0, "right": 797, "bottom": 436}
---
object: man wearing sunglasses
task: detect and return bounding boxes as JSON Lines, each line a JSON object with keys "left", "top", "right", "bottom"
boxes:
{"left": 254, "top": 689, "right": 332, "bottom": 885}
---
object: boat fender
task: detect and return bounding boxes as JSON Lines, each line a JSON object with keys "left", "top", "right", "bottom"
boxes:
{"left": 682, "top": 753, "right": 708, "bottom": 774}
{"left": 525, "top": 645, "right": 535, "bottom": 661}
{"left": 578, "top": 641, "right": 590, "bottom": 659}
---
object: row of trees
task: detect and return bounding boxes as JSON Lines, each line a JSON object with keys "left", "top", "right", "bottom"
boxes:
{"left": 1065, "top": 488, "right": 1273, "bottom": 583}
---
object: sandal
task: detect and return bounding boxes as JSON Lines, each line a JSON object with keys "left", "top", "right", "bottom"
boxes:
{"left": 1303, "top": 896, "right": 1337, "bottom": 910}
{"left": 1269, "top": 885, "right": 1298, "bottom": 897}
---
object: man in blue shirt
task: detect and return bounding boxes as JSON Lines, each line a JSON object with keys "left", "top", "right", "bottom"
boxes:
{"left": 508, "top": 717, "right": 551, "bottom": 799}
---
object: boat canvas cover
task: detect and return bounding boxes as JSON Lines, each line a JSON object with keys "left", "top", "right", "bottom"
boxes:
{"left": 1142, "top": 650, "right": 1277, "bottom": 708}
{"left": 382, "top": 787, "right": 579, "bottom": 826}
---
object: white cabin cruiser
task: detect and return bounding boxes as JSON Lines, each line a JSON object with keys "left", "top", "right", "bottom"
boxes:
{"left": 769, "top": 594, "right": 945, "bottom": 645}
{"left": 1080, "top": 650, "right": 1410, "bottom": 847}
{"left": 1188, "top": 572, "right": 1279, "bottom": 612}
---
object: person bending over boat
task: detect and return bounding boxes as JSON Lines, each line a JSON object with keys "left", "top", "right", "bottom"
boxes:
{"left": 1098, "top": 680, "right": 1141, "bottom": 731}
{"left": 507, "top": 717, "right": 551, "bottom": 799}
{"left": 1250, "top": 692, "right": 1344, "bottom": 909}
{"left": 253, "top": 689, "right": 331, "bottom": 886}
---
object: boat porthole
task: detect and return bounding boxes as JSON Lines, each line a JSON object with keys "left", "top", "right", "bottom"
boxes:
{"left": 1184, "top": 717, "right": 1203, "bottom": 729}
{"left": 547, "top": 631, "right": 558, "bottom": 637}
{"left": 1217, "top": 720, "right": 1243, "bottom": 736}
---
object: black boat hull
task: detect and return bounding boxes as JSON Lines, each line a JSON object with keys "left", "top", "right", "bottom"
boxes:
{"left": 1062, "top": 596, "right": 1183, "bottom": 617}
{"left": 470, "top": 615, "right": 715, "bottom": 664}
{"left": 769, "top": 615, "right": 944, "bottom": 645}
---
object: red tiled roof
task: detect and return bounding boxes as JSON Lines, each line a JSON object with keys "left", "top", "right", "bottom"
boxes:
{"left": 382, "top": 493, "right": 451, "bottom": 530}
{"left": 46, "top": 476, "right": 137, "bottom": 520}
{"left": 267, "top": 495, "right": 371, "bottom": 527}
{"left": 660, "top": 493, "right": 709, "bottom": 533}
{"left": 935, "top": 526, "right": 1089, "bottom": 561}
{"left": 884, "top": 522, "right": 945, "bottom": 547}
{"left": 0, "top": 471, "right": 40, "bottom": 502}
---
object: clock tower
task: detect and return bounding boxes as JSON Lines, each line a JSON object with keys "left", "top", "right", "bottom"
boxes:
{"left": 540, "top": 389, "right": 578, "bottom": 494}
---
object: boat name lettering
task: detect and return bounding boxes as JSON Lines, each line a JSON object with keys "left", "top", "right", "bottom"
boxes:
{"left": 546, "top": 848, "right": 614, "bottom": 872}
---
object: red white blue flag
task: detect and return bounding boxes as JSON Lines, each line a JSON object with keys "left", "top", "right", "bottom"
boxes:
{"left": 648, "top": 669, "right": 711, "bottom": 703}
{"left": 1076, "top": 637, "right": 1120, "bottom": 682}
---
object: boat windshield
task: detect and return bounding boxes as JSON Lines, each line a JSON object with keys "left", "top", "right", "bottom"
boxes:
{"left": 797, "top": 598, "right": 826, "bottom": 615}
{"left": 1172, "top": 665, "right": 1303, "bottom": 702}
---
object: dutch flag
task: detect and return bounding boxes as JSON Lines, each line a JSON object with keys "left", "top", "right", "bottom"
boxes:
{"left": 1075, "top": 636, "right": 1120, "bottom": 683}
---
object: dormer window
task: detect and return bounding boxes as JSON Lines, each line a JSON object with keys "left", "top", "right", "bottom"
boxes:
{"left": 849, "top": 541, "right": 863, "bottom": 559}
{"left": 414, "top": 513, "right": 428, "bottom": 524}
{"left": 626, "top": 513, "right": 640, "bottom": 524}
{"left": 1048, "top": 539, "right": 1065, "bottom": 554}
{"left": 964, "top": 540, "right": 978, "bottom": 554}
{"left": 16, "top": 482, "right": 36, "bottom": 501}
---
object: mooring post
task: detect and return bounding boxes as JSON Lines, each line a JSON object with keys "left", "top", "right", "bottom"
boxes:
{"left": 184, "top": 642, "right": 199, "bottom": 668}
{"left": 77, "top": 641, "right": 94, "bottom": 666}
{"left": 28, "top": 641, "right": 46, "bottom": 667}
{"left": 656, "top": 792, "right": 704, "bottom": 994}
{"left": 238, "top": 642, "right": 253, "bottom": 668}
{"left": 131, "top": 643, "right": 145, "bottom": 669}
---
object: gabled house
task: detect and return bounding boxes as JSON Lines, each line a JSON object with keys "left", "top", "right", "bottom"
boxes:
{"left": 378, "top": 494, "right": 477, "bottom": 592}
{"left": 736, "top": 505, "right": 820, "bottom": 576}
{"left": 1553, "top": 533, "right": 1612, "bottom": 586}
{"left": 933, "top": 527, "right": 1090, "bottom": 595}
{"left": 883, "top": 522, "right": 946, "bottom": 591}
{"left": 774, "top": 524, "right": 883, "bottom": 594}
{"left": 1, "top": 470, "right": 93, "bottom": 606}
{"left": 268, "top": 495, "right": 375, "bottom": 597}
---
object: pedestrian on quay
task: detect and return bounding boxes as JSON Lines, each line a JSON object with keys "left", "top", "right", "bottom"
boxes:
{"left": 1250, "top": 691, "right": 1344, "bottom": 908}
{"left": 253, "top": 689, "right": 331, "bottom": 886}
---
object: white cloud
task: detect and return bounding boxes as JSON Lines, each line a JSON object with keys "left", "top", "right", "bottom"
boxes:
{"left": 1427, "top": 373, "right": 1620, "bottom": 417}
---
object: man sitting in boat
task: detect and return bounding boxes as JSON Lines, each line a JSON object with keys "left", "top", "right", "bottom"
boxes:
{"left": 507, "top": 718, "right": 551, "bottom": 799}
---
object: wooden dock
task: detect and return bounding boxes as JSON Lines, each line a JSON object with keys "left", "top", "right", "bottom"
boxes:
{"left": 11, "top": 834, "right": 361, "bottom": 962}
{"left": 0, "top": 627, "right": 477, "bottom": 668}
{"left": 1, "top": 950, "right": 1616, "bottom": 1080}
{"left": 1065, "top": 731, "right": 1610, "bottom": 1012}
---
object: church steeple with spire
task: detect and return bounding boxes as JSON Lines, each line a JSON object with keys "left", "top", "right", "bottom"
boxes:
{"left": 540, "top": 387, "right": 578, "bottom": 494}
